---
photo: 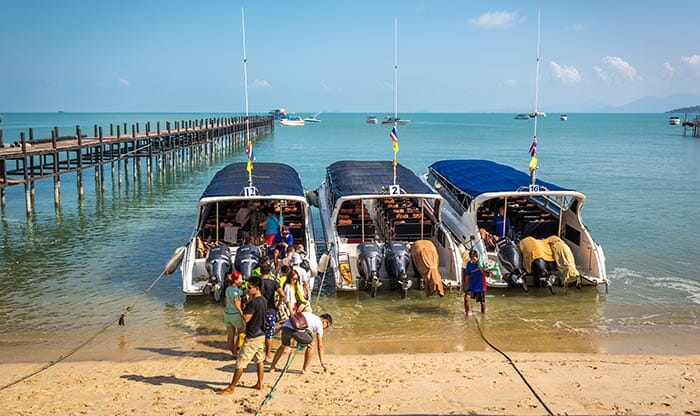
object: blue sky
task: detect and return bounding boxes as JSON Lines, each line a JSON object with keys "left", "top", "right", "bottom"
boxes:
{"left": 2, "top": 0, "right": 699, "bottom": 113}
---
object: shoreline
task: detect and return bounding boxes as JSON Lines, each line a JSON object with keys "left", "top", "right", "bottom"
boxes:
{"left": 1, "top": 349, "right": 698, "bottom": 415}
{"left": 1, "top": 324, "right": 699, "bottom": 415}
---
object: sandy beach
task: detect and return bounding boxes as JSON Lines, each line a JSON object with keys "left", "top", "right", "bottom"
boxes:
{"left": 1, "top": 333, "right": 698, "bottom": 416}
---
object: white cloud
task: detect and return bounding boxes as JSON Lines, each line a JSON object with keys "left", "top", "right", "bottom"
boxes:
{"left": 593, "top": 66, "right": 607, "bottom": 81}
{"left": 118, "top": 78, "right": 130, "bottom": 87}
{"left": 681, "top": 54, "right": 700, "bottom": 66}
{"left": 600, "top": 56, "right": 642, "bottom": 81}
{"left": 661, "top": 62, "right": 676, "bottom": 78}
{"left": 549, "top": 61, "right": 582, "bottom": 83}
{"left": 469, "top": 11, "right": 518, "bottom": 29}
{"left": 250, "top": 79, "right": 271, "bottom": 89}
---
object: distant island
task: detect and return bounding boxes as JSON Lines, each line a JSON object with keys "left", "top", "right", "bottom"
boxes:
{"left": 667, "top": 105, "right": 700, "bottom": 113}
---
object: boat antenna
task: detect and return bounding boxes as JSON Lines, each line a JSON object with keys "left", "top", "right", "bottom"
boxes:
{"left": 392, "top": 17, "right": 399, "bottom": 186}
{"left": 242, "top": 7, "right": 254, "bottom": 187}
{"left": 529, "top": 9, "right": 541, "bottom": 185}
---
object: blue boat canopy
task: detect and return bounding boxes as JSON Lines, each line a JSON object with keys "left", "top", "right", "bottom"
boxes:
{"left": 327, "top": 161, "right": 437, "bottom": 199}
{"left": 429, "top": 160, "right": 572, "bottom": 197}
{"left": 201, "top": 162, "right": 305, "bottom": 199}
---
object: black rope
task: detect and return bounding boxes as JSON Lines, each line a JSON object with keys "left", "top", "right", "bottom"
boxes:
{"left": 473, "top": 316, "right": 555, "bottom": 416}
{"left": 0, "top": 269, "right": 168, "bottom": 392}
{"left": 256, "top": 344, "right": 304, "bottom": 415}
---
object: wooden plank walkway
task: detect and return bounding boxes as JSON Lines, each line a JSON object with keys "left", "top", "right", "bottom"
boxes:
{"left": 0, "top": 116, "right": 274, "bottom": 215}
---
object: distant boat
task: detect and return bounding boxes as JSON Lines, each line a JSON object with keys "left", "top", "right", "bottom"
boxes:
{"left": 366, "top": 115, "right": 378, "bottom": 124}
{"left": 669, "top": 116, "right": 680, "bottom": 125}
{"left": 529, "top": 111, "right": 547, "bottom": 118}
{"left": 280, "top": 116, "right": 305, "bottom": 126}
{"left": 514, "top": 114, "right": 530, "bottom": 120}
{"left": 269, "top": 108, "right": 288, "bottom": 120}
{"left": 560, "top": 114, "right": 568, "bottom": 121}
{"left": 304, "top": 113, "right": 321, "bottom": 123}
{"left": 381, "top": 116, "right": 410, "bottom": 125}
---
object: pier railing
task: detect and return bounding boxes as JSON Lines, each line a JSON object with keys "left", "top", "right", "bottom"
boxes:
{"left": 0, "top": 116, "right": 274, "bottom": 215}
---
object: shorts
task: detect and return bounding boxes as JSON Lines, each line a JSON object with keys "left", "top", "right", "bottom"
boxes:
{"left": 224, "top": 312, "right": 244, "bottom": 329}
{"left": 280, "top": 327, "right": 313, "bottom": 347}
{"left": 264, "top": 233, "right": 275, "bottom": 245}
{"left": 264, "top": 311, "right": 278, "bottom": 339}
{"left": 236, "top": 335, "right": 265, "bottom": 369}
{"left": 466, "top": 290, "right": 486, "bottom": 303}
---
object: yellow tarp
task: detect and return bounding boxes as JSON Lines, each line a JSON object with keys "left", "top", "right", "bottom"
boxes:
{"left": 519, "top": 236, "right": 555, "bottom": 273}
{"left": 546, "top": 235, "right": 580, "bottom": 285}
{"left": 410, "top": 240, "right": 444, "bottom": 297}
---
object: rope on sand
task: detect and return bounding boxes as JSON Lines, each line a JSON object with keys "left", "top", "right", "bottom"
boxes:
{"left": 256, "top": 344, "right": 304, "bottom": 415}
{"left": 473, "top": 315, "right": 555, "bottom": 416}
{"left": 0, "top": 269, "right": 168, "bottom": 392}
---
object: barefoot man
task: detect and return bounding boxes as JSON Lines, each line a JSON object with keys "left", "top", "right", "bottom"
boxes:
{"left": 219, "top": 276, "right": 267, "bottom": 395}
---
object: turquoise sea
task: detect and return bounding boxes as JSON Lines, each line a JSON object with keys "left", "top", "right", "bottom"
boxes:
{"left": 1, "top": 112, "right": 699, "bottom": 364}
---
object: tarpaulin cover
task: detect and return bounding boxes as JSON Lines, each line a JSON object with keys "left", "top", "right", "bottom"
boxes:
{"left": 326, "top": 161, "right": 437, "bottom": 199}
{"left": 410, "top": 240, "right": 444, "bottom": 297}
{"left": 200, "top": 162, "right": 305, "bottom": 199}
{"left": 429, "top": 160, "right": 572, "bottom": 197}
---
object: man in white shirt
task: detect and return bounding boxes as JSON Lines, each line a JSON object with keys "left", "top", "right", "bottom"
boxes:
{"left": 268, "top": 312, "right": 333, "bottom": 374}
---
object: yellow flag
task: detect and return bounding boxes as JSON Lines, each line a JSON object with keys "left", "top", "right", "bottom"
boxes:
{"left": 392, "top": 141, "right": 399, "bottom": 153}
{"left": 246, "top": 158, "right": 253, "bottom": 172}
{"left": 529, "top": 155, "right": 538, "bottom": 171}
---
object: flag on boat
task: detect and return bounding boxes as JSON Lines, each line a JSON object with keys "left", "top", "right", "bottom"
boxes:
{"left": 246, "top": 140, "right": 255, "bottom": 172}
{"left": 529, "top": 154, "right": 538, "bottom": 171}
{"left": 389, "top": 125, "right": 399, "bottom": 153}
{"left": 529, "top": 137, "right": 537, "bottom": 157}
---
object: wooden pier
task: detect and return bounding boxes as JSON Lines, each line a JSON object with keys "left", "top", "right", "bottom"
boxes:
{"left": 0, "top": 116, "right": 274, "bottom": 215}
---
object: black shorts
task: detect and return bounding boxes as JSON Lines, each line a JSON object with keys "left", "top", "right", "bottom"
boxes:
{"left": 280, "top": 326, "right": 313, "bottom": 347}
{"left": 466, "top": 290, "right": 485, "bottom": 303}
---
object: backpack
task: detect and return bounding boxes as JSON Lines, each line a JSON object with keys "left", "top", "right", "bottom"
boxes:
{"left": 289, "top": 311, "right": 308, "bottom": 331}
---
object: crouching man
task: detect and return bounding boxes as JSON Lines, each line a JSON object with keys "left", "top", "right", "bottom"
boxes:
{"left": 269, "top": 312, "right": 333, "bottom": 374}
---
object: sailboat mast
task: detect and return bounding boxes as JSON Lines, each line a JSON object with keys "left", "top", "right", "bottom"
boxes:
{"left": 394, "top": 16, "right": 398, "bottom": 121}
{"left": 530, "top": 10, "right": 541, "bottom": 185}
{"left": 392, "top": 17, "right": 398, "bottom": 186}
{"left": 241, "top": 8, "right": 252, "bottom": 186}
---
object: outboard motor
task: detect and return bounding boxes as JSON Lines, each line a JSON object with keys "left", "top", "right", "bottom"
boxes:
{"left": 385, "top": 241, "right": 412, "bottom": 298}
{"left": 357, "top": 242, "right": 384, "bottom": 297}
{"left": 234, "top": 244, "right": 261, "bottom": 281}
{"left": 531, "top": 258, "right": 558, "bottom": 294}
{"left": 205, "top": 245, "right": 232, "bottom": 302}
{"left": 496, "top": 238, "right": 528, "bottom": 292}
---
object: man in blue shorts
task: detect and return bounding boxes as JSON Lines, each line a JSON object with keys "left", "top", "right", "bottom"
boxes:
{"left": 464, "top": 249, "right": 487, "bottom": 315}
{"left": 259, "top": 263, "right": 285, "bottom": 361}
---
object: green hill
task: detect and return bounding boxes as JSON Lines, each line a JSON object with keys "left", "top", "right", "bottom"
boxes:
{"left": 667, "top": 105, "right": 700, "bottom": 113}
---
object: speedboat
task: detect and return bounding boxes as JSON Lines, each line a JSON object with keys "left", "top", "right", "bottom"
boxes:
{"left": 180, "top": 162, "right": 318, "bottom": 299}
{"left": 314, "top": 161, "right": 463, "bottom": 297}
{"left": 560, "top": 114, "right": 568, "bottom": 121}
{"left": 669, "top": 116, "right": 680, "bottom": 125}
{"left": 381, "top": 116, "right": 410, "bottom": 125}
{"left": 304, "top": 114, "right": 321, "bottom": 123}
{"left": 423, "top": 160, "right": 607, "bottom": 292}
{"left": 280, "top": 116, "right": 305, "bottom": 126}
{"left": 366, "top": 115, "right": 378, "bottom": 124}
{"left": 514, "top": 114, "right": 530, "bottom": 120}
{"left": 529, "top": 111, "right": 547, "bottom": 118}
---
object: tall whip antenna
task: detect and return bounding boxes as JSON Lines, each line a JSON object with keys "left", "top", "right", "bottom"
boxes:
{"left": 529, "top": 10, "right": 541, "bottom": 185}
{"left": 241, "top": 8, "right": 253, "bottom": 186}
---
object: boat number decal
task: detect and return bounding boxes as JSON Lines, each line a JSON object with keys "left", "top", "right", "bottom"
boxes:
{"left": 244, "top": 186, "right": 257, "bottom": 196}
{"left": 389, "top": 185, "right": 401, "bottom": 195}
{"left": 529, "top": 184, "right": 541, "bottom": 192}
